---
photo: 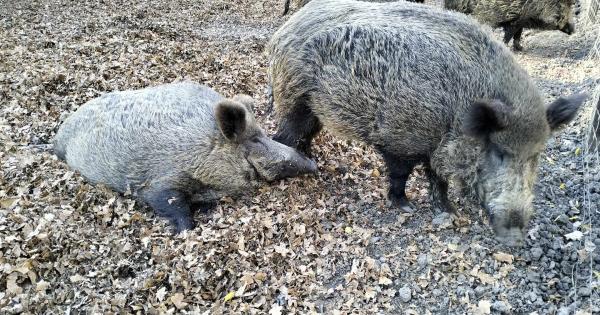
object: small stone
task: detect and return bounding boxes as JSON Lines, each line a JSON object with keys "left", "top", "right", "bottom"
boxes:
{"left": 527, "top": 272, "right": 541, "bottom": 283}
{"left": 555, "top": 214, "right": 569, "bottom": 225}
{"left": 417, "top": 253, "right": 428, "bottom": 267}
{"left": 432, "top": 212, "right": 451, "bottom": 227}
{"left": 531, "top": 247, "right": 543, "bottom": 261}
{"left": 579, "top": 286, "right": 591, "bottom": 297}
{"left": 491, "top": 301, "right": 510, "bottom": 314}
{"left": 474, "top": 286, "right": 486, "bottom": 297}
{"left": 398, "top": 285, "right": 412, "bottom": 303}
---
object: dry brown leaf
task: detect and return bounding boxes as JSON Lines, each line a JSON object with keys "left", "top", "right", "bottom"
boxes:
{"left": 493, "top": 252, "right": 514, "bottom": 264}
{"left": 7, "top": 273, "right": 22, "bottom": 295}
{"left": 170, "top": 293, "right": 187, "bottom": 309}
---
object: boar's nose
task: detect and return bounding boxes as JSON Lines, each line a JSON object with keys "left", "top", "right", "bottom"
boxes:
{"left": 561, "top": 22, "right": 575, "bottom": 35}
{"left": 248, "top": 138, "right": 318, "bottom": 182}
{"left": 490, "top": 210, "right": 528, "bottom": 247}
{"left": 493, "top": 225, "right": 525, "bottom": 247}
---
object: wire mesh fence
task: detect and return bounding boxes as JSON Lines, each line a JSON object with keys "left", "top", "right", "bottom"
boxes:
{"left": 584, "top": 0, "right": 600, "bottom": 58}
{"left": 581, "top": 0, "right": 600, "bottom": 311}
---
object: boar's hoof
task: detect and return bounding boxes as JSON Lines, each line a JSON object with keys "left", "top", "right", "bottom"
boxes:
{"left": 512, "top": 43, "right": 523, "bottom": 52}
{"left": 388, "top": 196, "right": 415, "bottom": 213}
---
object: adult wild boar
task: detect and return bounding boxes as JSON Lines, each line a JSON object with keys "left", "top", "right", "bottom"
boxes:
{"left": 53, "top": 82, "right": 317, "bottom": 233}
{"left": 444, "top": 0, "right": 576, "bottom": 51}
{"left": 267, "top": 0, "right": 586, "bottom": 245}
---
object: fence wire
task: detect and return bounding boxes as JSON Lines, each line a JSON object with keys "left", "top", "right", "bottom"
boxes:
{"left": 581, "top": 0, "right": 600, "bottom": 312}
{"left": 584, "top": 0, "right": 600, "bottom": 58}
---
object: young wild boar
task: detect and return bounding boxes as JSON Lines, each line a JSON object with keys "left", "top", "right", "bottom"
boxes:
{"left": 267, "top": 0, "right": 586, "bottom": 245}
{"left": 53, "top": 82, "right": 317, "bottom": 233}
{"left": 444, "top": 0, "right": 576, "bottom": 51}
{"left": 282, "top": 0, "right": 424, "bottom": 16}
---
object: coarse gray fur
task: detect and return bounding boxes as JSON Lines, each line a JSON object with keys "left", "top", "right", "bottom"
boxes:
{"left": 267, "top": 0, "right": 586, "bottom": 245}
{"left": 281, "top": 0, "right": 423, "bottom": 16}
{"left": 53, "top": 82, "right": 317, "bottom": 232}
{"left": 444, "top": 0, "right": 576, "bottom": 51}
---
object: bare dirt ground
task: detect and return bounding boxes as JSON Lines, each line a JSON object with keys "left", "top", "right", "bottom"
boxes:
{"left": 1, "top": 0, "right": 599, "bottom": 314}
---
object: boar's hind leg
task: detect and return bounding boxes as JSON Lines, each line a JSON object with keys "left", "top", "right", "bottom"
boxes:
{"left": 502, "top": 25, "right": 524, "bottom": 51}
{"left": 382, "top": 153, "right": 417, "bottom": 212}
{"left": 273, "top": 94, "right": 322, "bottom": 156}
{"left": 512, "top": 27, "right": 524, "bottom": 51}
{"left": 143, "top": 188, "right": 195, "bottom": 233}
{"left": 425, "top": 166, "right": 456, "bottom": 214}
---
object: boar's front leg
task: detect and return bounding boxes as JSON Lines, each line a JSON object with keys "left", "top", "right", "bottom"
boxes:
{"left": 273, "top": 94, "right": 322, "bottom": 156}
{"left": 382, "top": 152, "right": 417, "bottom": 212}
{"left": 142, "top": 187, "right": 195, "bottom": 233}
{"left": 425, "top": 166, "right": 456, "bottom": 214}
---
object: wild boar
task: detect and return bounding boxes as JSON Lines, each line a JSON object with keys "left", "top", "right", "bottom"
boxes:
{"left": 53, "top": 82, "right": 317, "bottom": 233}
{"left": 267, "top": 0, "right": 586, "bottom": 245}
{"left": 444, "top": 0, "right": 576, "bottom": 51}
{"left": 282, "top": 0, "right": 424, "bottom": 16}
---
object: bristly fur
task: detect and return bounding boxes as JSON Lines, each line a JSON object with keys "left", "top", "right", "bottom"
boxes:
{"left": 267, "top": 0, "right": 585, "bottom": 244}
{"left": 444, "top": 0, "right": 576, "bottom": 50}
{"left": 282, "top": 0, "right": 423, "bottom": 16}
{"left": 53, "top": 82, "right": 317, "bottom": 232}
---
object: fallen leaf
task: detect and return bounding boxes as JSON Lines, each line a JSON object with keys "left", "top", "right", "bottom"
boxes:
{"left": 269, "top": 303, "right": 283, "bottom": 315}
{"left": 0, "top": 197, "right": 19, "bottom": 209}
{"left": 477, "top": 300, "right": 491, "bottom": 314}
{"left": 565, "top": 230, "right": 583, "bottom": 241}
{"left": 7, "top": 273, "right": 22, "bottom": 295}
{"left": 493, "top": 252, "right": 514, "bottom": 264}
{"left": 69, "top": 274, "right": 85, "bottom": 283}
{"left": 364, "top": 287, "right": 377, "bottom": 300}
{"left": 156, "top": 287, "right": 167, "bottom": 302}
{"left": 36, "top": 280, "right": 50, "bottom": 292}
{"left": 171, "top": 293, "right": 187, "bottom": 309}
{"left": 378, "top": 276, "right": 393, "bottom": 285}
{"left": 224, "top": 291, "right": 235, "bottom": 302}
{"left": 293, "top": 223, "right": 306, "bottom": 236}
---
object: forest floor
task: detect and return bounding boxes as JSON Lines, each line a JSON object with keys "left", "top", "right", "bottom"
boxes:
{"left": 1, "top": 0, "right": 599, "bottom": 314}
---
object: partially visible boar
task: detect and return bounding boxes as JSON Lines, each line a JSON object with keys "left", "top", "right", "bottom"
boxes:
{"left": 53, "top": 82, "right": 317, "bottom": 233}
{"left": 268, "top": 0, "right": 586, "bottom": 245}
{"left": 444, "top": 0, "right": 576, "bottom": 51}
{"left": 282, "top": 0, "right": 424, "bottom": 16}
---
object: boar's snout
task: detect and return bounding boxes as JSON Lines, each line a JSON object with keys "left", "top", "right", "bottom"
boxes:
{"left": 486, "top": 205, "right": 529, "bottom": 247}
{"left": 247, "top": 137, "right": 317, "bottom": 182}
{"left": 560, "top": 22, "right": 575, "bottom": 35}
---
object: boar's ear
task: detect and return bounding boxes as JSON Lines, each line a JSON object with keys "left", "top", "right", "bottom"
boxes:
{"left": 215, "top": 100, "right": 247, "bottom": 141}
{"left": 464, "top": 100, "right": 512, "bottom": 138}
{"left": 232, "top": 94, "right": 255, "bottom": 113}
{"left": 546, "top": 93, "right": 587, "bottom": 131}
